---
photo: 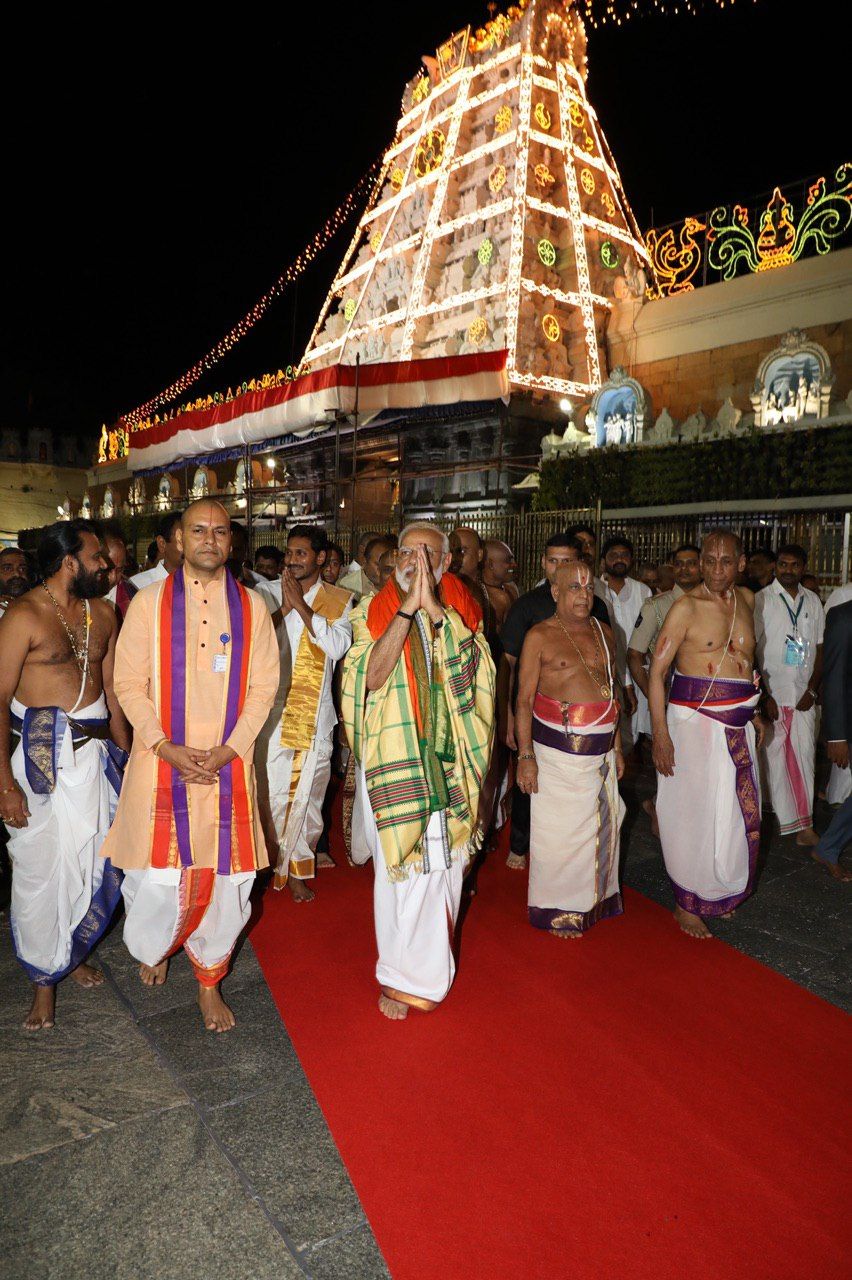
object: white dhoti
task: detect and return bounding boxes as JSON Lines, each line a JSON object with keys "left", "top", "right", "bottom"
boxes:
{"left": 122, "top": 867, "right": 254, "bottom": 986}
{"left": 763, "top": 704, "right": 816, "bottom": 835}
{"left": 359, "top": 767, "right": 463, "bottom": 1008}
{"left": 256, "top": 714, "right": 332, "bottom": 884}
{"left": 528, "top": 694, "right": 624, "bottom": 936}
{"left": 6, "top": 694, "right": 123, "bottom": 984}
{"left": 657, "top": 673, "right": 761, "bottom": 916}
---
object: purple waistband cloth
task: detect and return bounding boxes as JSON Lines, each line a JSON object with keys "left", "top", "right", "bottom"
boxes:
{"left": 669, "top": 671, "right": 758, "bottom": 728}
{"left": 532, "top": 717, "right": 615, "bottom": 756}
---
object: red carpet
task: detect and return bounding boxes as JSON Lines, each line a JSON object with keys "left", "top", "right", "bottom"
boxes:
{"left": 250, "top": 825, "right": 850, "bottom": 1280}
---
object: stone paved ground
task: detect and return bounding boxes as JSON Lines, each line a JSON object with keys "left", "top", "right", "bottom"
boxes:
{"left": 0, "top": 765, "right": 848, "bottom": 1280}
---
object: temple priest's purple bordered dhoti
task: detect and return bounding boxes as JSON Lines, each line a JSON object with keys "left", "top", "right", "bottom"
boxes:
{"left": 528, "top": 693, "right": 625, "bottom": 937}
{"left": 656, "top": 671, "right": 761, "bottom": 916}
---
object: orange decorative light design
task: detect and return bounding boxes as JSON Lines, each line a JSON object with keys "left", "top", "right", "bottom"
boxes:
{"left": 542, "top": 314, "right": 561, "bottom": 342}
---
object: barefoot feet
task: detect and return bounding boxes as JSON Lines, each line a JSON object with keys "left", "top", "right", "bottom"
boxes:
{"left": 288, "top": 877, "right": 315, "bottom": 903}
{"left": 641, "top": 798, "right": 660, "bottom": 839}
{"left": 316, "top": 851, "right": 336, "bottom": 869}
{"left": 506, "top": 852, "right": 527, "bottom": 870}
{"left": 795, "top": 827, "right": 820, "bottom": 848}
{"left": 550, "top": 930, "right": 582, "bottom": 940}
{"left": 139, "top": 960, "right": 169, "bottom": 986}
{"left": 198, "top": 984, "right": 236, "bottom": 1032}
{"left": 674, "top": 905, "right": 712, "bottom": 938}
{"left": 24, "top": 985, "right": 56, "bottom": 1031}
{"left": 810, "top": 853, "right": 852, "bottom": 882}
{"left": 70, "top": 961, "right": 104, "bottom": 989}
{"left": 378, "top": 993, "right": 409, "bottom": 1020}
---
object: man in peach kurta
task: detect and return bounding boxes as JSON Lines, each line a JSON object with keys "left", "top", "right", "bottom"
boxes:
{"left": 102, "top": 500, "right": 278, "bottom": 1030}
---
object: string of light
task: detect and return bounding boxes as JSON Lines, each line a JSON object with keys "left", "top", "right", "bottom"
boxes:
{"left": 122, "top": 159, "right": 386, "bottom": 426}
{"left": 578, "top": 0, "right": 757, "bottom": 28}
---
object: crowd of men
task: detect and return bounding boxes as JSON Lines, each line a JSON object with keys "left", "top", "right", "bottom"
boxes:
{"left": 0, "top": 506, "right": 849, "bottom": 1033}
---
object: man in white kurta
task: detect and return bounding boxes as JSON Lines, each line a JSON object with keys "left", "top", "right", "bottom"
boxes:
{"left": 255, "top": 527, "right": 352, "bottom": 902}
{"left": 755, "top": 545, "right": 824, "bottom": 844}
{"left": 596, "top": 536, "right": 651, "bottom": 752}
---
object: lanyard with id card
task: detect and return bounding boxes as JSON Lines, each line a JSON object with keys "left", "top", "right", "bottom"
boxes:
{"left": 780, "top": 593, "right": 808, "bottom": 668}
{"left": 213, "top": 632, "right": 230, "bottom": 673}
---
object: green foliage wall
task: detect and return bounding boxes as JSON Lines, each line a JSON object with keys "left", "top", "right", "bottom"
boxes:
{"left": 534, "top": 425, "right": 852, "bottom": 510}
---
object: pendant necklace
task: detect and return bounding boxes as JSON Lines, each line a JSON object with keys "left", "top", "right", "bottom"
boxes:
{"left": 556, "top": 615, "right": 611, "bottom": 698}
{"left": 43, "top": 584, "right": 91, "bottom": 683}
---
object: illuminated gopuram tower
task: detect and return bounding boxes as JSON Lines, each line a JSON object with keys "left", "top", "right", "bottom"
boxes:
{"left": 302, "top": 0, "right": 652, "bottom": 407}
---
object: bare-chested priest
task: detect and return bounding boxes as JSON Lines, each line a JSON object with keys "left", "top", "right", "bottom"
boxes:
{"left": 515, "top": 562, "right": 625, "bottom": 937}
{"left": 650, "top": 529, "right": 766, "bottom": 938}
{"left": 0, "top": 520, "right": 131, "bottom": 1030}
{"left": 102, "top": 500, "right": 279, "bottom": 1031}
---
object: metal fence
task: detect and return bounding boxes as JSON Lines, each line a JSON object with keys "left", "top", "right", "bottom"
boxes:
{"left": 600, "top": 504, "right": 851, "bottom": 597}
{"left": 246, "top": 499, "right": 850, "bottom": 596}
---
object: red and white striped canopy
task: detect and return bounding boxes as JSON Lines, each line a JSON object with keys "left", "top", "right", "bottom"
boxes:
{"left": 128, "top": 350, "right": 509, "bottom": 472}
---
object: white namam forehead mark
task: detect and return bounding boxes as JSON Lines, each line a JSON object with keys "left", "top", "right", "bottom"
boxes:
{"left": 555, "top": 561, "right": 592, "bottom": 585}
{"left": 701, "top": 532, "right": 740, "bottom": 556}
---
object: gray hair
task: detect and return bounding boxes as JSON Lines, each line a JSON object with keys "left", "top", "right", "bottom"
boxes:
{"left": 398, "top": 522, "right": 450, "bottom": 555}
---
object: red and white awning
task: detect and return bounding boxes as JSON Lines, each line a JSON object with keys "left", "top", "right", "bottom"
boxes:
{"left": 128, "top": 350, "right": 509, "bottom": 472}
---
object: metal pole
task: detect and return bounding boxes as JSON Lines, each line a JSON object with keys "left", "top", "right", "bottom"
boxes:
{"left": 333, "top": 413, "right": 341, "bottom": 541}
{"left": 244, "top": 447, "right": 253, "bottom": 555}
{"left": 350, "top": 354, "right": 361, "bottom": 549}
{"left": 842, "top": 511, "right": 851, "bottom": 586}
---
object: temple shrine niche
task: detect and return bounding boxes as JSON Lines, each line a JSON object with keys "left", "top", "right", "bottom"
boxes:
{"left": 750, "top": 330, "right": 833, "bottom": 428}
{"left": 586, "top": 367, "right": 649, "bottom": 447}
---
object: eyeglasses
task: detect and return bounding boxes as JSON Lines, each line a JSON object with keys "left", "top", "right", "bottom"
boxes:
{"left": 397, "top": 545, "right": 442, "bottom": 563}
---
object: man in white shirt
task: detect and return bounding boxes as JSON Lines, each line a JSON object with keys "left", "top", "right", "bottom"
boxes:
{"left": 255, "top": 526, "right": 353, "bottom": 902}
{"left": 755, "top": 544, "right": 824, "bottom": 845}
{"left": 129, "top": 511, "right": 182, "bottom": 590}
{"left": 596, "top": 535, "right": 651, "bottom": 753}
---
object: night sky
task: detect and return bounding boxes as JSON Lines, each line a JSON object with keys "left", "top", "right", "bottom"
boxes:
{"left": 5, "top": 0, "right": 845, "bottom": 446}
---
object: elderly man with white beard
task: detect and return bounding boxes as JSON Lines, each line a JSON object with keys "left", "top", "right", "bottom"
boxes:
{"left": 341, "top": 523, "right": 495, "bottom": 1021}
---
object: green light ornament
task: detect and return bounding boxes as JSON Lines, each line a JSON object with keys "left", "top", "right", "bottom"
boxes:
{"left": 600, "top": 241, "right": 619, "bottom": 269}
{"left": 478, "top": 239, "right": 494, "bottom": 267}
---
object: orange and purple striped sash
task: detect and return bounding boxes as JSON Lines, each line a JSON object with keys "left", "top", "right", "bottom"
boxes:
{"left": 151, "top": 567, "right": 256, "bottom": 875}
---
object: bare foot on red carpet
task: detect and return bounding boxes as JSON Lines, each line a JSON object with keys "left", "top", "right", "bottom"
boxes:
{"left": 796, "top": 827, "right": 820, "bottom": 848}
{"left": 550, "top": 930, "right": 582, "bottom": 940}
{"left": 674, "top": 906, "right": 712, "bottom": 938}
{"left": 139, "top": 960, "right": 169, "bottom": 986}
{"left": 23, "top": 986, "right": 55, "bottom": 1031}
{"left": 288, "top": 878, "right": 315, "bottom": 903}
{"left": 811, "top": 853, "right": 852, "bottom": 882}
{"left": 198, "top": 985, "right": 236, "bottom": 1032}
{"left": 641, "top": 798, "right": 660, "bottom": 838}
{"left": 316, "top": 851, "right": 335, "bottom": 868}
{"left": 506, "top": 852, "right": 527, "bottom": 870}
{"left": 378, "top": 993, "right": 408, "bottom": 1020}
{"left": 70, "top": 961, "right": 104, "bottom": 988}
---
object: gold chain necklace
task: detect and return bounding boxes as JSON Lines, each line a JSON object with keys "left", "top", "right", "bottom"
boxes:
{"left": 555, "top": 615, "right": 611, "bottom": 699}
{"left": 42, "top": 584, "right": 91, "bottom": 679}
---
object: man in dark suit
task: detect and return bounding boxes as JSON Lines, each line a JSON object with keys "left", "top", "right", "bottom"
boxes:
{"left": 814, "top": 599, "right": 852, "bottom": 879}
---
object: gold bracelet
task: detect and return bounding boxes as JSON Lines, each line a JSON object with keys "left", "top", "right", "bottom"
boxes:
{"left": 153, "top": 738, "right": 169, "bottom": 758}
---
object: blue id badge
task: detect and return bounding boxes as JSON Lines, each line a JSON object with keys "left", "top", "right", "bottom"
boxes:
{"left": 784, "top": 636, "right": 806, "bottom": 667}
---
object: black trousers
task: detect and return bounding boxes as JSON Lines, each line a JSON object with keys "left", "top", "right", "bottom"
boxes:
{"left": 509, "top": 783, "right": 530, "bottom": 855}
